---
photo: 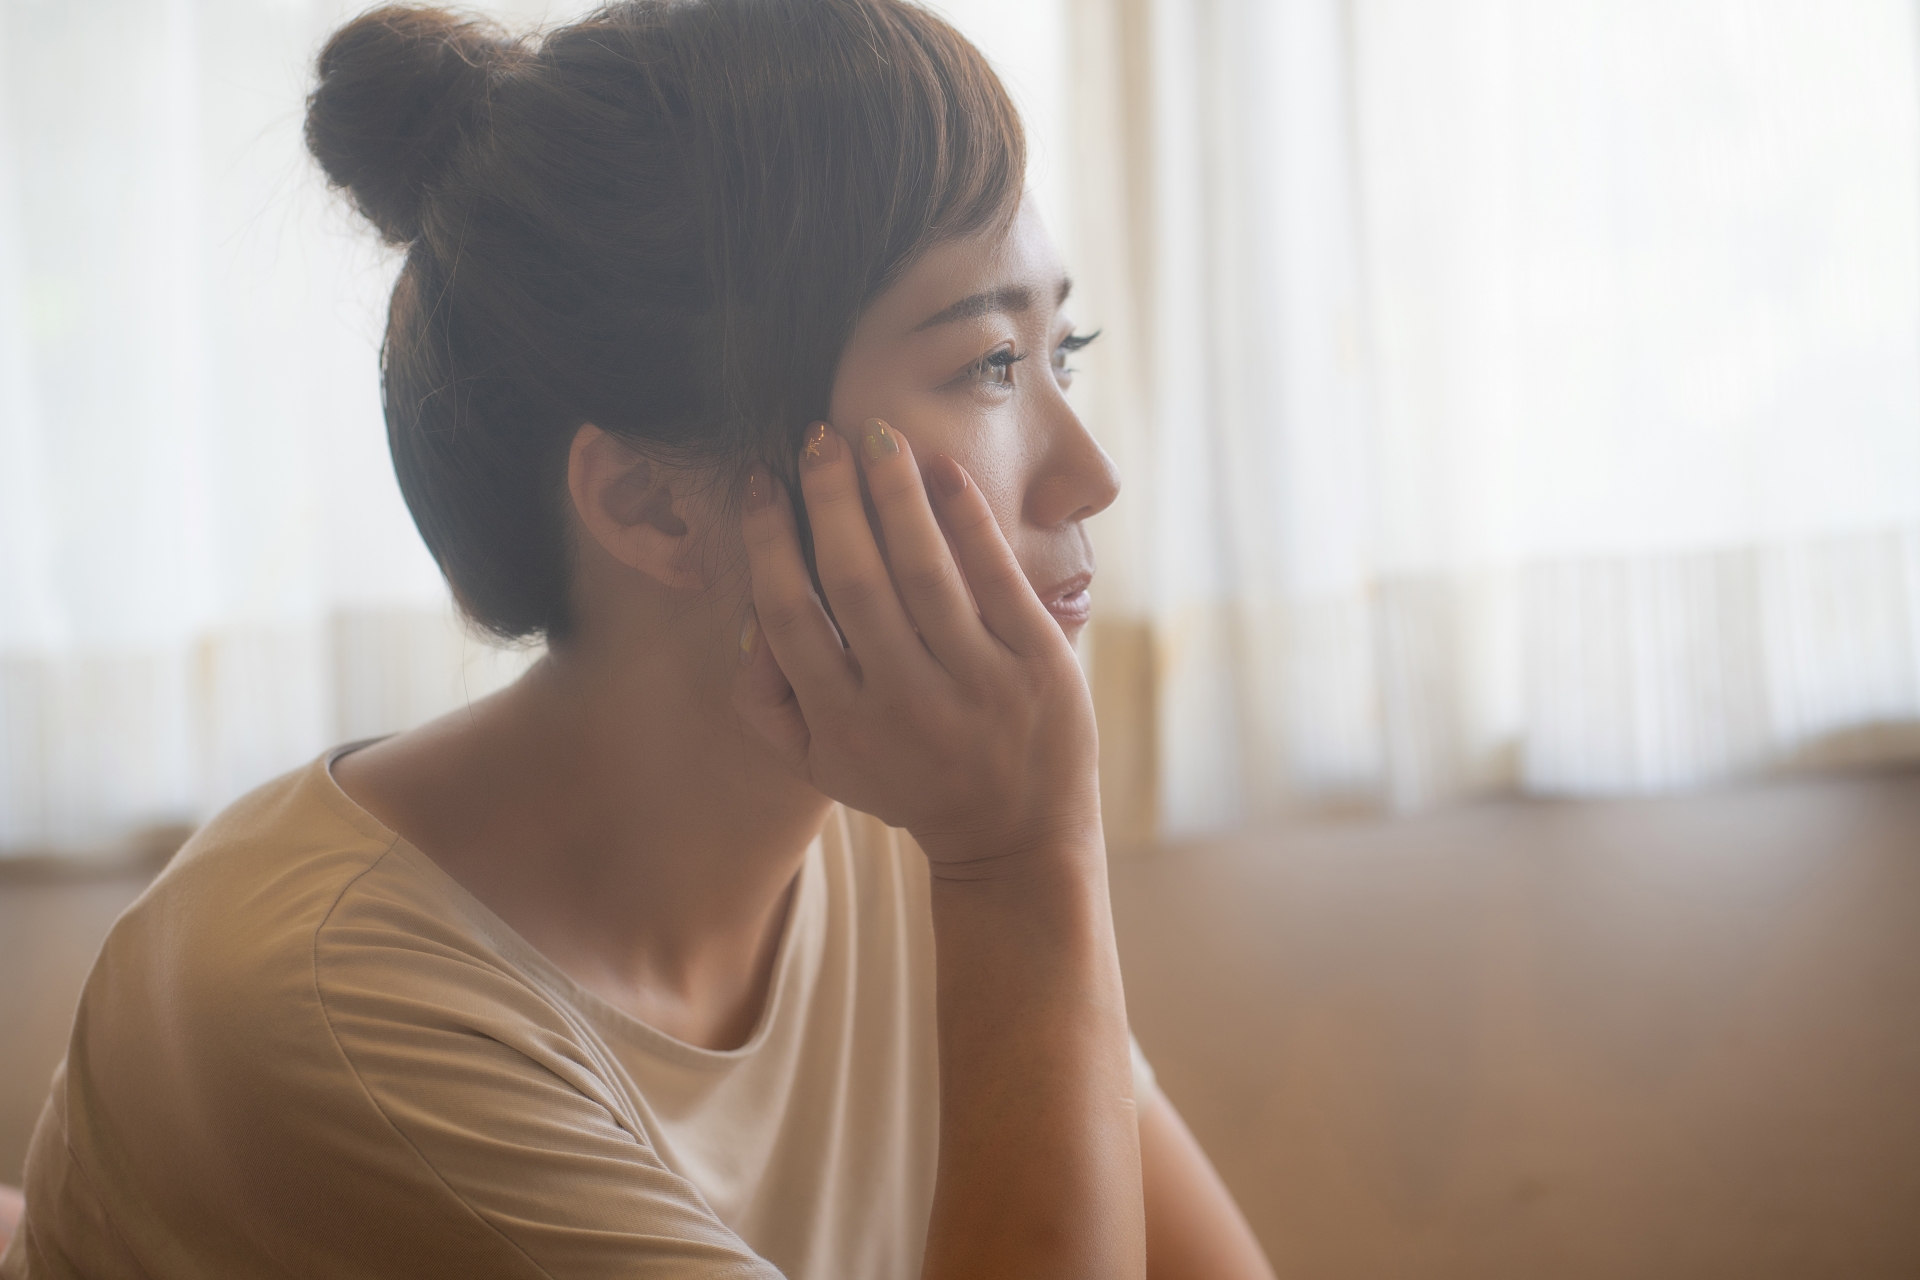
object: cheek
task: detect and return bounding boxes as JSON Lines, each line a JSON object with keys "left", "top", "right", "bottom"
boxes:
{"left": 854, "top": 397, "right": 1020, "bottom": 519}
{"left": 936, "top": 418, "right": 1027, "bottom": 526}
{"left": 832, "top": 375, "right": 1034, "bottom": 549}
{"left": 940, "top": 426, "right": 1049, "bottom": 581}
{"left": 959, "top": 452, "right": 1025, "bottom": 537}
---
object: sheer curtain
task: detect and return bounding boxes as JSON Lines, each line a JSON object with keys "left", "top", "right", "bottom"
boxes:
{"left": 0, "top": 0, "right": 590, "bottom": 854}
{"left": 1067, "top": 0, "right": 1920, "bottom": 837}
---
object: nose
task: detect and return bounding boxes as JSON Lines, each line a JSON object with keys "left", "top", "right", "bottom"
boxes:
{"left": 1023, "top": 394, "right": 1122, "bottom": 528}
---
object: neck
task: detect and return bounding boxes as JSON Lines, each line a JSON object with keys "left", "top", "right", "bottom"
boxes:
{"left": 335, "top": 608, "right": 831, "bottom": 1050}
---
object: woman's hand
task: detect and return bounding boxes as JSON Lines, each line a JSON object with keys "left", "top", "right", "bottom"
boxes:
{"left": 735, "top": 418, "right": 1100, "bottom": 875}
{"left": 738, "top": 417, "right": 1144, "bottom": 1280}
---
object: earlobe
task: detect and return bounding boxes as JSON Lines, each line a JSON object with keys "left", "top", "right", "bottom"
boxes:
{"left": 567, "top": 424, "right": 703, "bottom": 590}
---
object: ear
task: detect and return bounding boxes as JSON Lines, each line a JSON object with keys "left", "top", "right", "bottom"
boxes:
{"left": 567, "top": 424, "right": 704, "bottom": 591}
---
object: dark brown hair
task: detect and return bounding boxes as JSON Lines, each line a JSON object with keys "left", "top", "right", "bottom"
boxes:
{"left": 305, "top": 1, "right": 1025, "bottom": 641}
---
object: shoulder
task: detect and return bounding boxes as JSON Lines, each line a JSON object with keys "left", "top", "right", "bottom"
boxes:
{"left": 40, "top": 755, "right": 775, "bottom": 1275}
{"left": 86, "top": 754, "right": 397, "bottom": 1038}
{"left": 41, "top": 757, "right": 541, "bottom": 1270}
{"left": 309, "top": 838, "right": 644, "bottom": 1123}
{"left": 80, "top": 755, "right": 395, "bottom": 1056}
{"left": 58, "top": 756, "right": 447, "bottom": 1151}
{"left": 77, "top": 752, "right": 609, "bottom": 1109}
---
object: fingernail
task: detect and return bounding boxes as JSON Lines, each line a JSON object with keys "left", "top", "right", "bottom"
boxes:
{"left": 746, "top": 471, "right": 775, "bottom": 511}
{"left": 738, "top": 607, "right": 759, "bottom": 665}
{"left": 863, "top": 418, "right": 900, "bottom": 460}
{"left": 801, "top": 421, "right": 841, "bottom": 470}
{"left": 928, "top": 453, "right": 968, "bottom": 500}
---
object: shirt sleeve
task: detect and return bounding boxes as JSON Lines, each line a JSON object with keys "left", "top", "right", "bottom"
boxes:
{"left": 313, "top": 897, "right": 784, "bottom": 1280}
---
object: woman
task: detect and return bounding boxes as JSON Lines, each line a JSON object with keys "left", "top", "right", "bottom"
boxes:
{"left": 2, "top": 2, "right": 1273, "bottom": 1276}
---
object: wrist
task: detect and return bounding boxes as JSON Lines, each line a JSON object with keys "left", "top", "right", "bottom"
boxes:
{"left": 913, "top": 808, "right": 1106, "bottom": 886}
{"left": 924, "top": 816, "right": 1130, "bottom": 1074}
{"left": 922, "top": 821, "right": 1114, "bottom": 971}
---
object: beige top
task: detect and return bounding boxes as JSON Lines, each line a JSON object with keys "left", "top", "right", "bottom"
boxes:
{"left": 4, "top": 751, "right": 1153, "bottom": 1279}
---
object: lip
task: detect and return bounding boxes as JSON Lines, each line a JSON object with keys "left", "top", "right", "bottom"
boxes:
{"left": 1041, "top": 572, "right": 1094, "bottom": 627}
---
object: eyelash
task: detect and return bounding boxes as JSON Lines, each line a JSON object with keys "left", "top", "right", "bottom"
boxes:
{"left": 975, "top": 347, "right": 1027, "bottom": 386}
{"left": 967, "top": 330, "right": 1102, "bottom": 390}
{"left": 1054, "top": 330, "right": 1100, "bottom": 373}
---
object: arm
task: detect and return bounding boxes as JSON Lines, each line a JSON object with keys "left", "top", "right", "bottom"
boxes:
{"left": 1141, "top": 1092, "right": 1277, "bottom": 1280}
{"left": 738, "top": 422, "right": 1144, "bottom": 1280}
{"left": 0, "top": 1183, "right": 20, "bottom": 1256}
{"left": 922, "top": 845, "right": 1139, "bottom": 1280}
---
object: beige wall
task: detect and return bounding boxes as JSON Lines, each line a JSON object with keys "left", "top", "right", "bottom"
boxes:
{"left": 1113, "top": 770, "right": 1920, "bottom": 1278}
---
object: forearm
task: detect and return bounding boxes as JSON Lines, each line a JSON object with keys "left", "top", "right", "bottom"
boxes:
{"left": 921, "top": 833, "right": 1145, "bottom": 1280}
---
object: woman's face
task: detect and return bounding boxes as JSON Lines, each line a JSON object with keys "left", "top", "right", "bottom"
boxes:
{"left": 824, "top": 198, "right": 1121, "bottom": 639}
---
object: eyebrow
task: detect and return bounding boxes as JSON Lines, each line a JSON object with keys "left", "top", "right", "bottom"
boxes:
{"left": 910, "top": 276, "right": 1074, "bottom": 332}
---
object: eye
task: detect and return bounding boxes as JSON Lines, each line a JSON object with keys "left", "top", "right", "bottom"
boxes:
{"left": 971, "top": 343, "right": 1025, "bottom": 389}
{"left": 1051, "top": 329, "right": 1100, "bottom": 381}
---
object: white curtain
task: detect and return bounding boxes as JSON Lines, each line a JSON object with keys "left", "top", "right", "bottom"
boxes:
{"left": 0, "top": 0, "right": 588, "bottom": 854}
{"left": 1066, "top": 0, "right": 1920, "bottom": 836}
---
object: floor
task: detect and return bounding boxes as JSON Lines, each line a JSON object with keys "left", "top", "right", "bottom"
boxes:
{"left": 4, "top": 770, "right": 1917, "bottom": 1276}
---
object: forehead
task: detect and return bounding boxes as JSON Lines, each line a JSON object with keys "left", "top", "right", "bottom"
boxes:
{"left": 863, "top": 198, "right": 1066, "bottom": 336}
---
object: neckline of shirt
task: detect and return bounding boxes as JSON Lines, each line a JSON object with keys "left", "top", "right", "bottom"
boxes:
{"left": 314, "top": 743, "right": 829, "bottom": 1069}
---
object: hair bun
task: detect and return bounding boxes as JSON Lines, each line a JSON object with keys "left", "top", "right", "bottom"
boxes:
{"left": 305, "top": 7, "right": 520, "bottom": 245}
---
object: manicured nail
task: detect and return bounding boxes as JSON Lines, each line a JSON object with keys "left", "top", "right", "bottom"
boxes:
{"left": 801, "top": 421, "right": 841, "bottom": 470}
{"left": 745, "top": 471, "right": 775, "bottom": 511}
{"left": 738, "top": 607, "right": 759, "bottom": 665}
{"left": 928, "top": 453, "right": 968, "bottom": 500}
{"left": 863, "top": 418, "right": 900, "bottom": 460}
